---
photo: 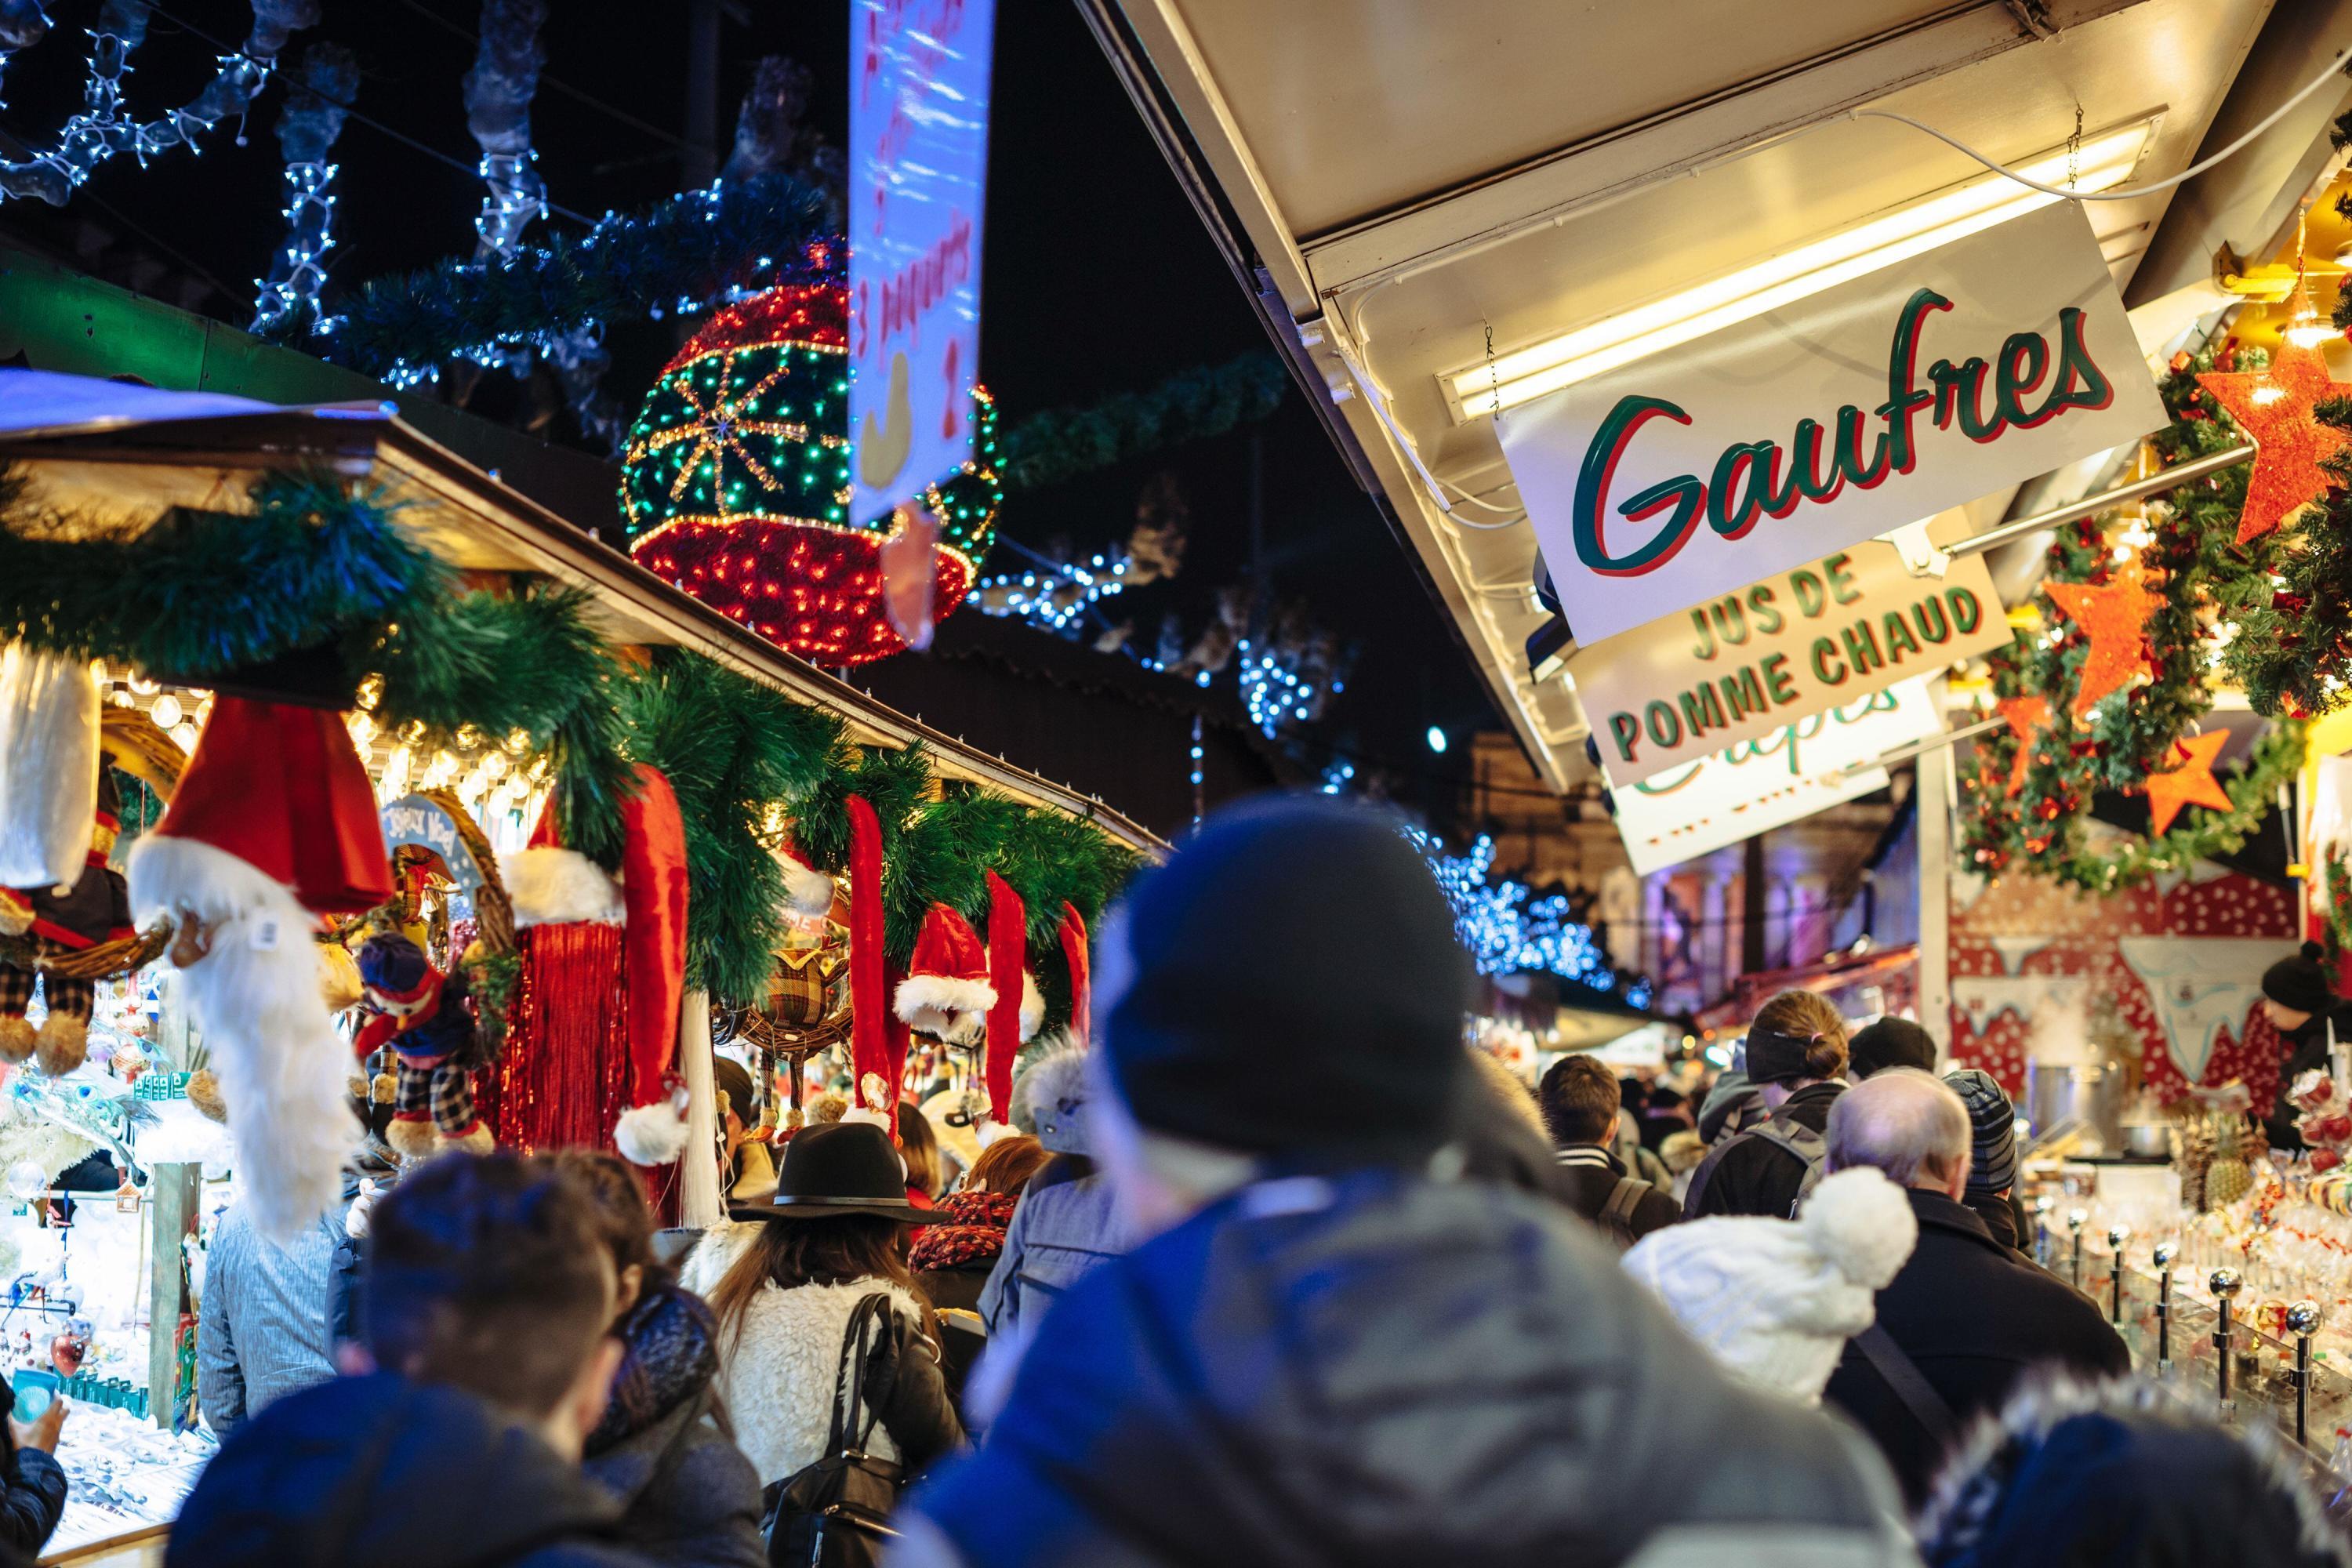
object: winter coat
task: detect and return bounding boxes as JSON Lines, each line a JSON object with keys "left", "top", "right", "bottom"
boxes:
{"left": 2266, "top": 1001, "right": 2352, "bottom": 1152}
{"left": 581, "top": 1285, "right": 764, "bottom": 1568}
{"left": 0, "top": 1378, "right": 62, "bottom": 1559}
{"left": 681, "top": 1222, "right": 962, "bottom": 1487}
{"left": 1686, "top": 1080, "right": 1843, "bottom": 1220}
{"left": 165, "top": 1373, "right": 650, "bottom": 1568}
{"left": 903, "top": 1165, "right": 1913, "bottom": 1568}
{"left": 977, "top": 1172, "right": 1134, "bottom": 1340}
{"left": 1822, "top": 1188, "right": 2130, "bottom": 1509}
{"left": 1553, "top": 1145, "right": 1681, "bottom": 1245}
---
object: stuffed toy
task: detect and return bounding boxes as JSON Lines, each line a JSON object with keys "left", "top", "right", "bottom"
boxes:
{"left": 0, "top": 761, "right": 134, "bottom": 1077}
{"left": 353, "top": 932, "right": 492, "bottom": 1159}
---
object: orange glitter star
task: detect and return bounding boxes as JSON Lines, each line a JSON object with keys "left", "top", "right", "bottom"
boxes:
{"left": 1997, "top": 695, "right": 2051, "bottom": 797}
{"left": 2043, "top": 557, "right": 2161, "bottom": 721}
{"left": 2197, "top": 340, "right": 2350, "bottom": 543}
{"left": 2143, "top": 728, "right": 2234, "bottom": 836}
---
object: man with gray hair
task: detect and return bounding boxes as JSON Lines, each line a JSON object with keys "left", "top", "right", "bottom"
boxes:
{"left": 1820, "top": 1069, "right": 2128, "bottom": 1508}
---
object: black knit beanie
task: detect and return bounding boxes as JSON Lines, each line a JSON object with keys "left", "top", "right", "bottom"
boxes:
{"left": 1102, "top": 795, "right": 1472, "bottom": 1162}
{"left": 2261, "top": 942, "right": 2333, "bottom": 1017}
{"left": 1850, "top": 1017, "right": 1938, "bottom": 1080}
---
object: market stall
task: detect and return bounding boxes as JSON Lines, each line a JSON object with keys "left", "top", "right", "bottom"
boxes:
{"left": 0, "top": 365, "right": 1160, "bottom": 1555}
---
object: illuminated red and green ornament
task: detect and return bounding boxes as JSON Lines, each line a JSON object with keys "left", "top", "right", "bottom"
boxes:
{"left": 621, "top": 284, "right": 1001, "bottom": 664}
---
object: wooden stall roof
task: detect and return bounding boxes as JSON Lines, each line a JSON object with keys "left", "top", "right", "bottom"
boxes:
{"left": 0, "top": 373, "right": 1168, "bottom": 856}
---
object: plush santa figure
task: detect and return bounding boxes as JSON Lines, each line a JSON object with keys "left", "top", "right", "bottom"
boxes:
{"left": 127, "top": 697, "right": 393, "bottom": 1237}
{"left": 0, "top": 762, "right": 134, "bottom": 1076}
{"left": 353, "top": 932, "right": 491, "bottom": 1158}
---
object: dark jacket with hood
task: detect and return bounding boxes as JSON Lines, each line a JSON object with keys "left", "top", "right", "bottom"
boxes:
{"left": 1823, "top": 1188, "right": 2130, "bottom": 1510}
{"left": 1686, "top": 1080, "right": 1843, "bottom": 1220}
{"left": 2266, "top": 1000, "right": 2352, "bottom": 1152}
{"left": 166, "top": 1374, "right": 652, "bottom": 1568}
{"left": 0, "top": 1375, "right": 62, "bottom": 1559}
{"left": 582, "top": 1285, "right": 763, "bottom": 1568}
{"left": 902, "top": 1167, "right": 1910, "bottom": 1568}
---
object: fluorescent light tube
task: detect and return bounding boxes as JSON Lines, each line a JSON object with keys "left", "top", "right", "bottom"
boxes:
{"left": 1449, "top": 125, "right": 2151, "bottom": 418}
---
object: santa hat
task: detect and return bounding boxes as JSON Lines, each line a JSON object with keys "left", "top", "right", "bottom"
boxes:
{"left": 774, "top": 840, "right": 836, "bottom": 920}
{"left": 895, "top": 902, "right": 995, "bottom": 1047}
{"left": 975, "top": 872, "right": 1046, "bottom": 1142}
{"left": 126, "top": 697, "right": 393, "bottom": 1239}
{"left": 525, "top": 765, "right": 691, "bottom": 1166}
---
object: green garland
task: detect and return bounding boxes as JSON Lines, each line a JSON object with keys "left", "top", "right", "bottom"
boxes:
{"left": 621, "top": 649, "right": 846, "bottom": 1007}
{"left": 0, "top": 469, "right": 1146, "bottom": 1018}
{"left": 1959, "top": 343, "right": 2295, "bottom": 887}
{"left": 999, "top": 352, "right": 1288, "bottom": 492}
{"left": 2222, "top": 389, "right": 2352, "bottom": 717}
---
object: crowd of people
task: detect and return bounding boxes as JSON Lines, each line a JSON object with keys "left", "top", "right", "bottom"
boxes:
{"left": 0, "top": 793, "right": 2323, "bottom": 1566}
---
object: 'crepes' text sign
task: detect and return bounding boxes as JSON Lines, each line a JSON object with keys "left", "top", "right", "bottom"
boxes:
{"left": 1607, "top": 681, "right": 1944, "bottom": 877}
{"left": 1573, "top": 538, "right": 2009, "bottom": 785}
{"left": 1495, "top": 201, "right": 2163, "bottom": 644}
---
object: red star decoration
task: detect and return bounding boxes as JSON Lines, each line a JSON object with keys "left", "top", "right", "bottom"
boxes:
{"left": 2143, "top": 728, "right": 2234, "bottom": 836}
{"left": 1997, "top": 695, "right": 2051, "bottom": 796}
{"left": 2042, "top": 557, "right": 2161, "bottom": 720}
{"left": 2197, "top": 339, "right": 2350, "bottom": 543}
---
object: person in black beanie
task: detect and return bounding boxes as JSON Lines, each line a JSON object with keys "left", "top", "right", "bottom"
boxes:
{"left": 894, "top": 797, "right": 1911, "bottom": 1568}
{"left": 1850, "top": 1017, "right": 1938, "bottom": 1081}
{"left": 2259, "top": 942, "right": 2352, "bottom": 1152}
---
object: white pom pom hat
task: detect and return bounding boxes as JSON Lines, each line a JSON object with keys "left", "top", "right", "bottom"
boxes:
{"left": 1621, "top": 1166, "right": 1918, "bottom": 1403}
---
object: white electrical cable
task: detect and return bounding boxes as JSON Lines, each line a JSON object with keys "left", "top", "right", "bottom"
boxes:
{"left": 1855, "top": 49, "right": 2351, "bottom": 201}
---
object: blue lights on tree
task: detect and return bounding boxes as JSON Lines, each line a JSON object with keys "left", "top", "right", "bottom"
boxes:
{"left": 1405, "top": 825, "right": 1650, "bottom": 1004}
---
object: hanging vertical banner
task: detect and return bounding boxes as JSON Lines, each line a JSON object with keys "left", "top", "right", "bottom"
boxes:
{"left": 1606, "top": 681, "right": 1944, "bottom": 877}
{"left": 849, "top": 0, "right": 996, "bottom": 522}
{"left": 1495, "top": 202, "right": 2164, "bottom": 645}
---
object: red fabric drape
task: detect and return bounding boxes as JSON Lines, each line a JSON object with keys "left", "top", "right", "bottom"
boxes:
{"left": 847, "top": 797, "right": 892, "bottom": 1113}
{"left": 983, "top": 871, "right": 1025, "bottom": 1122}
{"left": 616, "top": 766, "right": 689, "bottom": 1111}
{"left": 1058, "top": 902, "right": 1090, "bottom": 1047}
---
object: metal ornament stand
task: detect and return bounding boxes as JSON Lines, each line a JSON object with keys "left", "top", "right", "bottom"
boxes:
{"left": 2033, "top": 1195, "right": 2055, "bottom": 1266}
{"left": 2211, "top": 1267, "right": 2243, "bottom": 1421}
{"left": 2107, "top": 1225, "right": 2129, "bottom": 1325}
{"left": 2068, "top": 1207, "right": 2088, "bottom": 1290}
{"left": 2154, "top": 1242, "right": 2177, "bottom": 1377}
{"left": 2288, "top": 1301, "right": 2325, "bottom": 1448}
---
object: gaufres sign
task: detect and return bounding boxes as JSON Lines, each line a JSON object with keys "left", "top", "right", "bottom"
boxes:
{"left": 1607, "top": 681, "right": 1944, "bottom": 877}
{"left": 1574, "top": 534, "right": 2009, "bottom": 786}
{"left": 1496, "top": 202, "right": 2164, "bottom": 644}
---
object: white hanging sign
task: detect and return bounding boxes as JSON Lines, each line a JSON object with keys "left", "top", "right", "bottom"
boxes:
{"left": 1573, "top": 533, "right": 2009, "bottom": 786}
{"left": 1607, "top": 681, "right": 1944, "bottom": 877}
{"left": 1495, "top": 201, "right": 2164, "bottom": 645}
{"left": 849, "top": 0, "right": 995, "bottom": 522}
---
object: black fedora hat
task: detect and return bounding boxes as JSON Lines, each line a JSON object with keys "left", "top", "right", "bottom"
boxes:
{"left": 728, "top": 1120, "right": 942, "bottom": 1225}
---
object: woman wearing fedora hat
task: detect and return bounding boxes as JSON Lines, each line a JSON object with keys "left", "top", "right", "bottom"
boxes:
{"left": 683, "top": 1121, "right": 964, "bottom": 1495}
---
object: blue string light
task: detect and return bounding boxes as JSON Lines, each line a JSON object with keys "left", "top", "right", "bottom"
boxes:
{"left": 975, "top": 550, "right": 1131, "bottom": 632}
{"left": 251, "top": 158, "right": 336, "bottom": 332}
{"left": 1404, "top": 825, "right": 1646, "bottom": 1003}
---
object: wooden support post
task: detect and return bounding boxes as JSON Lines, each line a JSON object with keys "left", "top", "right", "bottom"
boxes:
{"left": 678, "top": 990, "right": 722, "bottom": 1229}
{"left": 146, "top": 1163, "right": 199, "bottom": 1431}
{"left": 1916, "top": 748, "right": 1954, "bottom": 1066}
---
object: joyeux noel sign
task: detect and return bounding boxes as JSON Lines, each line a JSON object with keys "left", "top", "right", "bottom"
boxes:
{"left": 1496, "top": 201, "right": 2165, "bottom": 647}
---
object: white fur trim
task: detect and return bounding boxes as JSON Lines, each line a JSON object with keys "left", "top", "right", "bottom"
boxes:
{"left": 503, "top": 847, "right": 624, "bottom": 928}
{"left": 893, "top": 972, "right": 996, "bottom": 1027}
{"left": 1019, "top": 971, "right": 1044, "bottom": 1042}
{"left": 125, "top": 835, "right": 358, "bottom": 1240}
{"left": 698, "top": 1270, "right": 929, "bottom": 1484}
{"left": 841, "top": 1105, "right": 893, "bottom": 1131}
{"left": 615, "top": 1100, "right": 692, "bottom": 1166}
{"left": 775, "top": 851, "right": 836, "bottom": 918}
{"left": 974, "top": 1116, "right": 1016, "bottom": 1149}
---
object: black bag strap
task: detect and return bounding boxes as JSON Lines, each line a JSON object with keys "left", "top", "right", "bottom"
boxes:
{"left": 822, "top": 1294, "right": 895, "bottom": 1460}
{"left": 1853, "top": 1323, "right": 1958, "bottom": 1447}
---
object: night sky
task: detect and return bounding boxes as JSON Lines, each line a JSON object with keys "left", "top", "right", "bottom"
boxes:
{"left": 0, "top": 0, "right": 1498, "bottom": 810}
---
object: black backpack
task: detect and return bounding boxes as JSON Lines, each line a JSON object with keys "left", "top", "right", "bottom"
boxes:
{"left": 1595, "top": 1176, "right": 1654, "bottom": 1250}
{"left": 762, "top": 1293, "right": 909, "bottom": 1568}
{"left": 1684, "top": 1113, "right": 1828, "bottom": 1219}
